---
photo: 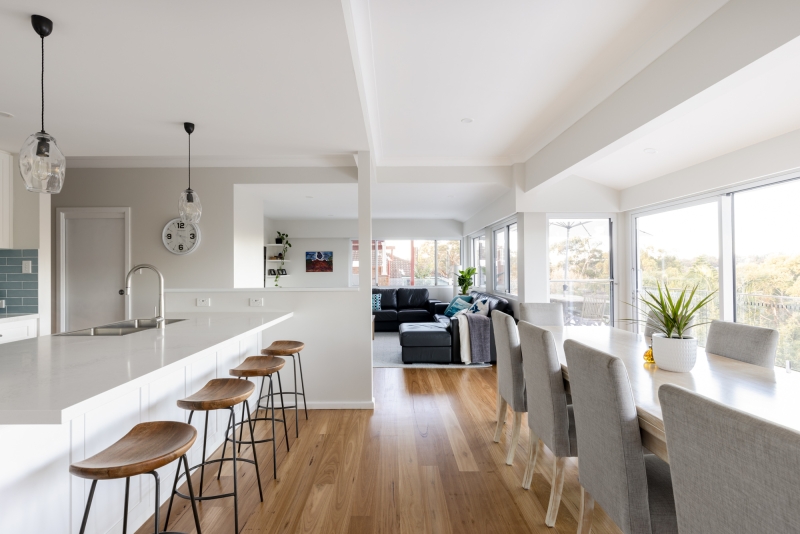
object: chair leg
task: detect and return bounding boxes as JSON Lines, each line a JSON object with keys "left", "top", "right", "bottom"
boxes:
{"left": 290, "top": 354, "right": 299, "bottom": 437}
{"left": 182, "top": 454, "right": 203, "bottom": 534}
{"left": 297, "top": 352, "right": 308, "bottom": 419}
{"left": 493, "top": 393, "right": 508, "bottom": 443}
{"left": 545, "top": 457, "right": 567, "bottom": 527}
{"left": 78, "top": 480, "right": 97, "bottom": 534}
{"left": 217, "top": 409, "right": 234, "bottom": 480}
{"left": 268, "top": 376, "right": 277, "bottom": 479}
{"left": 577, "top": 486, "right": 595, "bottom": 534}
{"left": 522, "top": 434, "right": 542, "bottom": 490}
{"left": 506, "top": 412, "right": 522, "bottom": 465}
{"left": 151, "top": 471, "right": 161, "bottom": 534}
{"left": 256, "top": 376, "right": 267, "bottom": 432}
{"left": 245, "top": 400, "right": 264, "bottom": 502}
{"left": 164, "top": 450, "right": 182, "bottom": 529}
{"left": 230, "top": 407, "right": 239, "bottom": 534}
{"left": 122, "top": 477, "right": 130, "bottom": 534}
{"left": 277, "top": 372, "right": 290, "bottom": 450}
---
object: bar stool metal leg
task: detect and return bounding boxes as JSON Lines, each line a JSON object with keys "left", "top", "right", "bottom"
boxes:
{"left": 181, "top": 454, "right": 203, "bottom": 534}
{"left": 268, "top": 376, "right": 277, "bottom": 479}
{"left": 230, "top": 406, "right": 239, "bottom": 534}
{"left": 297, "top": 352, "right": 308, "bottom": 420}
{"left": 79, "top": 480, "right": 98, "bottom": 534}
{"left": 122, "top": 477, "right": 130, "bottom": 534}
{"left": 152, "top": 470, "right": 161, "bottom": 534}
{"left": 243, "top": 400, "right": 264, "bottom": 501}
{"left": 276, "top": 372, "right": 290, "bottom": 450}
{"left": 290, "top": 355, "right": 299, "bottom": 437}
{"left": 216, "top": 409, "right": 235, "bottom": 480}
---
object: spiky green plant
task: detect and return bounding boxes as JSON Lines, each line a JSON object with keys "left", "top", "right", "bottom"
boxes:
{"left": 639, "top": 282, "right": 716, "bottom": 339}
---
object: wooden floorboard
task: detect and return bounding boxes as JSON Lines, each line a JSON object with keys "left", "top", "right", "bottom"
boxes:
{"left": 135, "top": 366, "right": 622, "bottom": 534}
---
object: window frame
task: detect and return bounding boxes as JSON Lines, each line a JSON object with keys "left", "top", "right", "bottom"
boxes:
{"left": 468, "top": 232, "right": 487, "bottom": 289}
{"left": 350, "top": 239, "right": 463, "bottom": 288}
{"left": 490, "top": 217, "right": 518, "bottom": 296}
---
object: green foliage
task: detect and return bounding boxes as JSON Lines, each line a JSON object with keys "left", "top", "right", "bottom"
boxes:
{"left": 639, "top": 282, "right": 716, "bottom": 339}
{"left": 457, "top": 267, "right": 477, "bottom": 295}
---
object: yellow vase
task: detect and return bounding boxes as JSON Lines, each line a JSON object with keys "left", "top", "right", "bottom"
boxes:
{"left": 643, "top": 347, "right": 655, "bottom": 364}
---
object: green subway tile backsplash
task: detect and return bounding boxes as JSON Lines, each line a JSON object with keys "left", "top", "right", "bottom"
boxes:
{"left": 0, "top": 250, "right": 37, "bottom": 316}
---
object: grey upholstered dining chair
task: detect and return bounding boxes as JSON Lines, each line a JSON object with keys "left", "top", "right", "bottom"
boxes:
{"left": 705, "top": 320, "right": 779, "bottom": 368}
{"left": 564, "top": 340, "right": 678, "bottom": 534}
{"left": 519, "top": 302, "right": 564, "bottom": 326}
{"left": 659, "top": 384, "right": 800, "bottom": 533}
{"left": 492, "top": 310, "right": 526, "bottom": 465}
{"left": 518, "top": 321, "right": 576, "bottom": 527}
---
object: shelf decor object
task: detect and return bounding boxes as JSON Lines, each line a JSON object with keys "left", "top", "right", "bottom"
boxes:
{"left": 178, "top": 122, "right": 202, "bottom": 223}
{"left": 274, "top": 232, "right": 291, "bottom": 286}
{"left": 19, "top": 15, "right": 66, "bottom": 194}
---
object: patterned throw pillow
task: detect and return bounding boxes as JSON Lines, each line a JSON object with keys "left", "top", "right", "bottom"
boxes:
{"left": 468, "top": 298, "right": 490, "bottom": 316}
{"left": 444, "top": 297, "right": 472, "bottom": 317}
{"left": 372, "top": 293, "right": 382, "bottom": 311}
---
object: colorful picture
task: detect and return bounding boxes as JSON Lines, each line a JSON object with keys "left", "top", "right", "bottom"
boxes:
{"left": 306, "top": 251, "right": 333, "bottom": 272}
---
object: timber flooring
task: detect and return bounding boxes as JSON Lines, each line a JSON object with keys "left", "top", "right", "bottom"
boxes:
{"left": 137, "top": 367, "right": 622, "bottom": 533}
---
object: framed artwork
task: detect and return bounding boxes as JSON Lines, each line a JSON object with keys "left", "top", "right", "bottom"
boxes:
{"left": 278, "top": 268, "right": 288, "bottom": 275}
{"left": 306, "top": 251, "right": 333, "bottom": 272}
{"left": 268, "top": 269, "right": 277, "bottom": 276}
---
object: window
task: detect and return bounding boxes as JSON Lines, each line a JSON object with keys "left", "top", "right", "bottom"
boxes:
{"left": 350, "top": 239, "right": 462, "bottom": 287}
{"left": 734, "top": 179, "right": 800, "bottom": 368}
{"left": 635, "top": 204, "right": 719, "bottom": 345}
{"left": 493, "top": 221, "right": 517, "bottom": 295}
{"left": 471, "top": 235, "right": 486, "bottom": 287}
{"left": 549, "top": 218, "right": 613, "bottom": 325}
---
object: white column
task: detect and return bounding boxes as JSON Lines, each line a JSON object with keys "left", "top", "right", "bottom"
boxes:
{"left": 357, "top": 151, "right": 375, "bottom": 406}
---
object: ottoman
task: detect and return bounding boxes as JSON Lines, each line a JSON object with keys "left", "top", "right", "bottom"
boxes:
{"left": 399, "top": 322, "right": 451, "bottom": 364}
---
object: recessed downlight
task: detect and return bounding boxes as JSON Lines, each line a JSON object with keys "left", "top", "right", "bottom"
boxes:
{"left": 643, "top": 148, "right": 658, "bottom": 154}
{"left": 0, "top": 111, "right": 13, "bottom": 118}
{"left": 461, "top": 118, "right": 473, "bottom": 124}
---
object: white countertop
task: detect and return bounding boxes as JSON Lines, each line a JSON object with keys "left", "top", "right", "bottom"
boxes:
{"left": 0, "top": 311, "right": 292, "bottom": 424}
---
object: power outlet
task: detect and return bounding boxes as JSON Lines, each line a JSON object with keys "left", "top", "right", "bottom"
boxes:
{"left": 249, "top": 297, "right": 263, "bottom": 307}
{"left": 196, "top": 298, "right": 211, "bottom": 307}
{"left": 22, "top": 261, "right": 32, "bottom": 274}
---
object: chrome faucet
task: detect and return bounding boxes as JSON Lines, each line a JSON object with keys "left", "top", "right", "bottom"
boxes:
{"left": 125, "top": 264, "right": 166, "bottom": 328}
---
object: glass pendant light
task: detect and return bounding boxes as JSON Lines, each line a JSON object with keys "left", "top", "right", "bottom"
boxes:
{"left": 178, "top": 122, "right": 202, "bottom": 223}
{"left": 19, "top": 15, "right": 66, "bottom": 194}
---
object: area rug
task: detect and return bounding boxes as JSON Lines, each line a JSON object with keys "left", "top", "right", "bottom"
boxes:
{"left": 373, "top": 332, "right": 491, "bottom": 369}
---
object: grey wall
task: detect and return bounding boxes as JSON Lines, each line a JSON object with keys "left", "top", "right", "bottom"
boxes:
{"left": 12, "top": 155, "right": 40, "bottom": 249}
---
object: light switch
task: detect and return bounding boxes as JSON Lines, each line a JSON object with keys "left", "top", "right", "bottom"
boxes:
{"left": 196, "top": 298, "right": 210, "bottom": 307}
{"left": 22, "top": 261, "right": 32, "bottom": 274}
{"left": 249, "top": 297, "right": 263, "bottom": 307}
{"left": 0, "top": 300, "right": 5, "bottom": 309}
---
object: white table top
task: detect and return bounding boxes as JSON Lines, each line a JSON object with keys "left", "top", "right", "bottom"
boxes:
{"left": 0, "top": 311, "right": 292, "bottom": 424}
{"left": 542, "top": 326, "right": 800, "bottom": 436}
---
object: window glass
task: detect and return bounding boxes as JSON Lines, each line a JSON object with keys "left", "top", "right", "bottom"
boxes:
{"left": 636, "top": 204, "right": 719, "bottom": 345}
{"left": 472, "top": 236, "right": 486, "bottom": 287}
{"left": 412, "top": 240, "right": 436, "bottom": 286}
{"left": 350, "top": 240, "right": 360, "bottom": 286}
{"left": 494, "top": 228, "right": 506, "bottom": 292}
{"left": 436, "top": 240, "right": 461, "bottom": 286}
{"left": 734, "top": 180, "right": 800, "bottom": 369}
{"left": 509, "top": 223, "right": 518, "bottom": 295}
{"left": 550, "top": 218, "right": 613, "bottom": 326}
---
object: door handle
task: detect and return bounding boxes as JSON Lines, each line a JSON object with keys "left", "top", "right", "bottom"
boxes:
{"left": 119, "top": 290, "right": 124, "bottom": 295}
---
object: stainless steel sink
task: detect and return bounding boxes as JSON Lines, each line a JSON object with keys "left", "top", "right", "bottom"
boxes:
{"left": 58, "top": 319, "right": 185, "bottom": 336}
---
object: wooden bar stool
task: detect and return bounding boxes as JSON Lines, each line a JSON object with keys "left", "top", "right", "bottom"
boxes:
{"left": 69, "top": 421, "right": 202, "bottom": 534}
{"left": 261, "top": 340, "right": 307, "bottom": 437}
{"left": 165, "top": 379, "right": 263, "bottom": 534}
{"left": 229, "top": 356, "right": 290, "bottom": 479}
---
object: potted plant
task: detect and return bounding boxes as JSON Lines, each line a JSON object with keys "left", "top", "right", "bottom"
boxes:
{"left": 639, "top": 282, "right": 715, "bottom": 372}
{"left": 457, "top": 267, "right": 477, "bottom": 296}
{"left": 274, "top": 232, "right": 291, "bottom": 287}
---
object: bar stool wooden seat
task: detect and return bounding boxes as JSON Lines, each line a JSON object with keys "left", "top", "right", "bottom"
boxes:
{"left": 69, "top": 421, "right": 202, "bottom": 534}
{"left": 166, "top": 378, "right": 263, "bottom": 534}
{"left": 261, "top": 340, "right": 307, "bottom": 436}
{"left": 230, "top": 356, "right": 290, "bottom": 479}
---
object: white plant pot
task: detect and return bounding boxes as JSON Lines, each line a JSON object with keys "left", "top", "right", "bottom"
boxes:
{"left": 651, "top": 334, "right": 697, "bottom": 373}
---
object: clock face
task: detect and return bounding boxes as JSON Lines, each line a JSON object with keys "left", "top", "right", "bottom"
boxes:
{"left": 162, "top": 218, "right": 201, "bottom": 255}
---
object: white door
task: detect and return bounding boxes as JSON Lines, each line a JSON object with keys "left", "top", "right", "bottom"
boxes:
{"left": 57, "top": 208, "right": 131, "bottom": 332}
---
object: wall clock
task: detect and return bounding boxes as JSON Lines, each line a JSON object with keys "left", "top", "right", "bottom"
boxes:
{"left": 162, "top": 218, "right": 201, "bottom": 255}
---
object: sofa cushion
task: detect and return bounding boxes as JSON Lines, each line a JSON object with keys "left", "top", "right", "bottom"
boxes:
{"left": 467, "top": 298, "right": 491, "bottom": 316}
{"left": 433, "top": 314, "right": 451, "bottom": 327}
{"left": 372, "top": 288, "right": 397, "bottom": 309}
{"left": 469, "top": 290, "right": 510, "bottom": 316}
{"left": 444, "top": 298, "right": 472, "bottom": 317}
{"left": 371, "top": 293, "right": 382, "bottom": 311}
{"left": 373, "top": 309, "right": 398, "bottom": 322}
{"left": 398, "top": 308, "right": 432, "bottom": 323}
{"left": 399, "top": 323, "right": 451, "bottom": 347}
{"left": 397, "top": 288, "right": 430, "bottom": 309}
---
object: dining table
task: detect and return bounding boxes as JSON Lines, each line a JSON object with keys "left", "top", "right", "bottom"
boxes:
{"left": 541, "top": 325, "right": 800, "bottom": 463}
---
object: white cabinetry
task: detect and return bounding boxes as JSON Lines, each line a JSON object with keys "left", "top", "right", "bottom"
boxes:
{"left": 0, "top": 316, "right": 37, "bottom": 344}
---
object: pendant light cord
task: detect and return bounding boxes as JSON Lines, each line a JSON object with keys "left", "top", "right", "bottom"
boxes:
{"left": 188, "top": 131, "right": 191, "bottom": 190}
{"left": 40, "top": 36, "right": 45, "bottom": 134}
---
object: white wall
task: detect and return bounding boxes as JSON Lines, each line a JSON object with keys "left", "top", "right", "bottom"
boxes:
{"left": 12, "top": 154, "right": 40, "bottom": 249}
{"left": 233, "top": 185, "right": 265, "bottom": 288}
{"left": 266, "top": 218, "right": 464, "bottom": 240}
{"left": 267, "top": 237, "right": 350, "bottom": 288}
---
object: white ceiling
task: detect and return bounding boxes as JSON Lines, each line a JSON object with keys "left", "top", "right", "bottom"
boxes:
{"left": 577, "top": 36, "right": 800, "bottom": 190}
{"left": 0, "top": 1, "right": 368, "bottom": 158}
{"left": 366, "top": 0, "right": 727, "bottom": 165}
{"left": 255, "top": 181, "right": 508, "bottom": 222}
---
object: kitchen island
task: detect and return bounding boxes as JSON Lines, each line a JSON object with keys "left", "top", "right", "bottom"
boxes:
{"left": 0, "top": 311, "right": 292, "bottom": 534}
